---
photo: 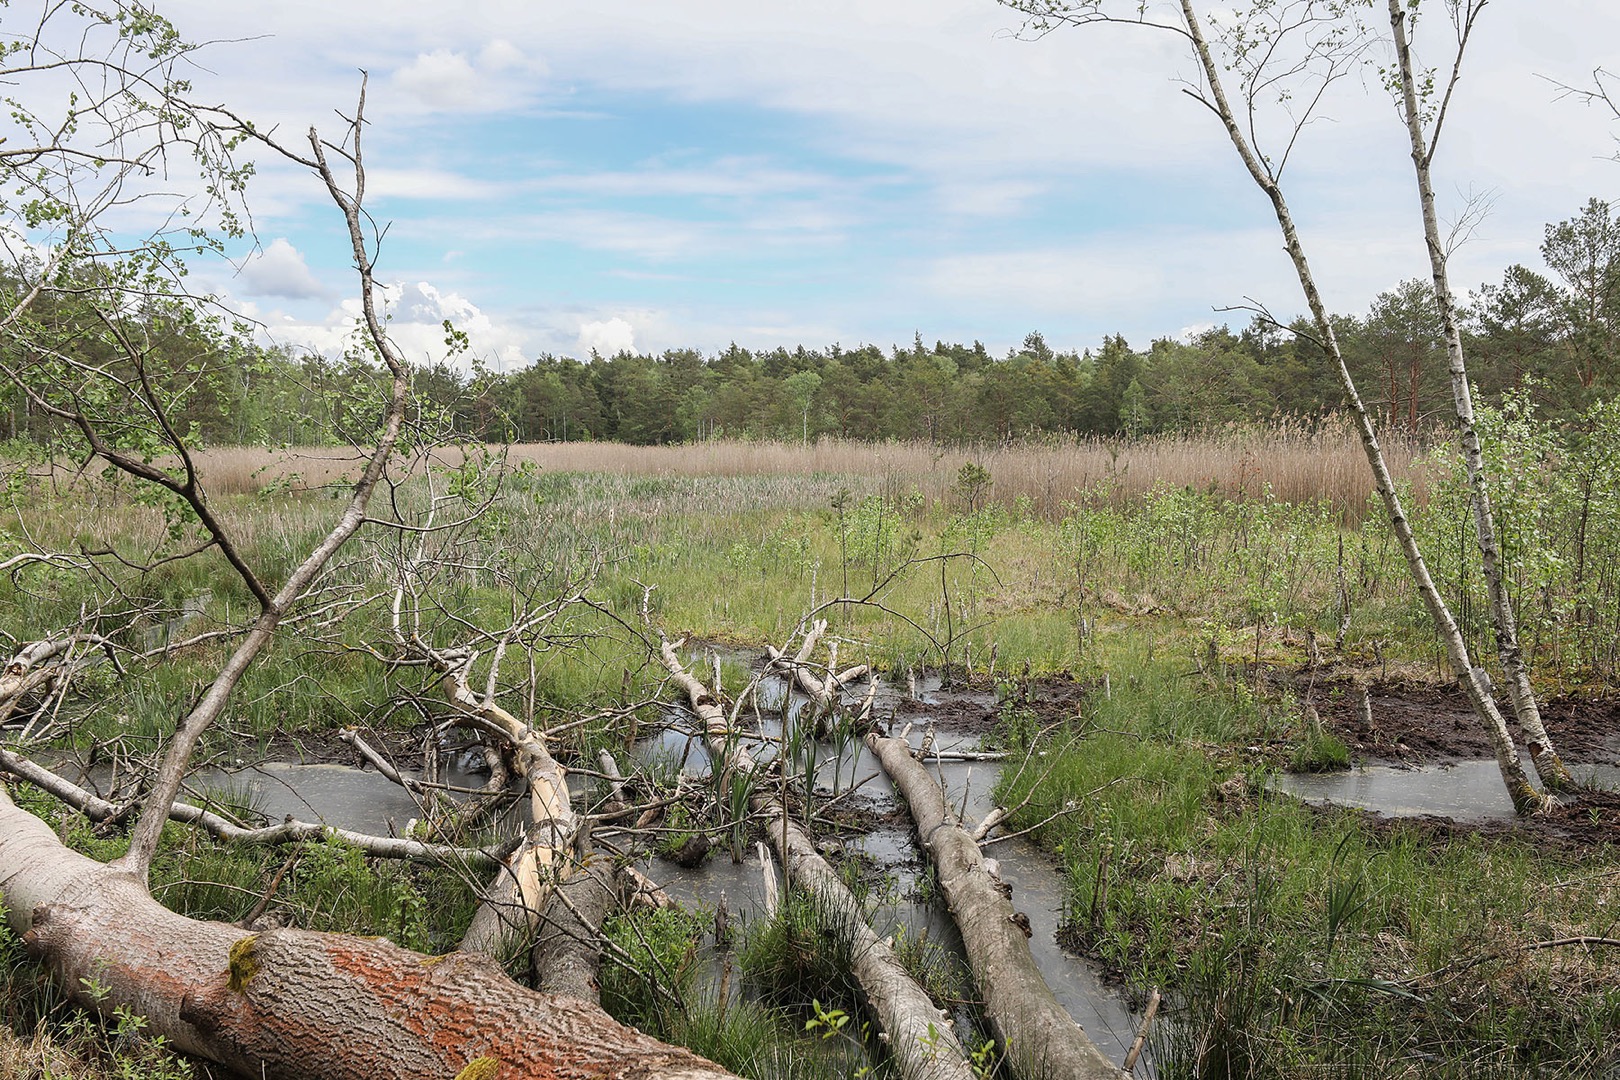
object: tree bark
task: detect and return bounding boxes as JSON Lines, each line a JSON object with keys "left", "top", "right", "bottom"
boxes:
{"left": 1168, "top": 0, "right": 1546, "bottom": 812}
{"left": 868, "top": 734, "right": 1125, "bottom": 1080}
{"left": 765, "top": 620, "right": 870, "bottom": 718}
{"left": 0, "top": 785, "right": 740, "bottom": 1080}
{"left": 1385, "top": 0, "right": 1574, "bottom": 792}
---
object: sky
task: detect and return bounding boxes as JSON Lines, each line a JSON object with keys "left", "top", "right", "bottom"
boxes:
{"left": 119, "top": 1, "right": 1620, "bottom": 369}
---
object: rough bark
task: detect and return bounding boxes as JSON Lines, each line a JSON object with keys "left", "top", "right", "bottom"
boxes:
{"left": 532, "top": 859, "right": 619, "bottom": 1003}
{"left": 658, "top": 638, "right": 976, "bottom": 1080}
{"left": 868, "top": 734, "right": 1125, "bottom": 1080}
{"left": 1385, "top": 0, "right": 1574, "bottom": 792}
{"left": 0, "top": 785, "right": 740, "bottom": 1080}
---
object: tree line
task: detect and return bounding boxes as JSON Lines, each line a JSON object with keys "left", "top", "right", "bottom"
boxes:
{"left": 4, "top": 197, "right": 1616, "bottom": 451}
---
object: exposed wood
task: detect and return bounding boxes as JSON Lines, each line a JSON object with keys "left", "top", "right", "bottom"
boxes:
{"left": 1, "top": 785, "right": 740, "bottom": 1080}
{"left": 868, "top": 733, "right": 1125, "bottom": 1080}
{"left": 1122, "top": 988, "right": 1160, "bottom": 1073}
{"left": 660, "top": 637, "right": 976, "bottom": 1080}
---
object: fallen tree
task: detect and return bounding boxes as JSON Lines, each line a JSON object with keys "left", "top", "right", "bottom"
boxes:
{"left": 0, "top": 784, "right": 743, "bottom": 1080}
{"left": 0, "top": 14, "right": 745, "bottom": 1072}
{"left": 868, "top": 732, "right": 1125, "bottom": 1080}
{"left": 658, "top": 635, "right": 978, "bottom": 1080}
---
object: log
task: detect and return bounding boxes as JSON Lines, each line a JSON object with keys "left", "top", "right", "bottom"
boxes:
{"left": 766, "top": 620, "right": 870, "bottom": 716}
{"left": 660, "top": 638, "right": 975, "bottom": 1080}
{"left": 868, "top": 733, "right": 1126, "bottom": 1080}
{"left": 532, "top": 858, "right": 619, "bottom": 1002}
{"left": 0, "top": 785, "right": 739, "bottom": 1080}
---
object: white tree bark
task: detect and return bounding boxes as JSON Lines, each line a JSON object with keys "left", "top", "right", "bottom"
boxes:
{"left": 1385, "top": 0, "right": 1573, "bottom": 792}
{"left": 658, "top": 638, "right": 977, "bottom": 1080}
{"left": 1164, "top": 0, "right": 1545, "bottom": 811}
{"left": 869, "top": 734, "right": 1125, "bottom": 1080}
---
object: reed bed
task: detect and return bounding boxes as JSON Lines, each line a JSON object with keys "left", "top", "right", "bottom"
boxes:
{"left": 161, "top": 419, "right": 1430, "bottom": 522}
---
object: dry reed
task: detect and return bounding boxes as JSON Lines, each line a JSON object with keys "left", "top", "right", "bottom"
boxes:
{"left": 24, "top": 421, "right": 1428, "bottom": 523}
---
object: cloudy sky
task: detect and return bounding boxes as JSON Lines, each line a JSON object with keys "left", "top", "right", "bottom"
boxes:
{"left": 138, "top": 1, "right": 1620, "bottom": 368}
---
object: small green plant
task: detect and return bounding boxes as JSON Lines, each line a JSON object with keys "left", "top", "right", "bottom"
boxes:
{"left": 1291, "top": 728, "right": 1350, "bottom": 773}
{"left": 803, "top": 999, "right": 849, "bottom": 1040}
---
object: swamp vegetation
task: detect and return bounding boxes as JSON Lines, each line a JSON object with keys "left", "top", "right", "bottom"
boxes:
{"left": 3, "top": 427, "right": 1618, "bottom": 1079}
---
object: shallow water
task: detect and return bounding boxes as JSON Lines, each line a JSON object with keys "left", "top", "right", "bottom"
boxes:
{"left": 1275, "top": 759, "right": 1620, "bottom": 819}
{"left": 648, "top": 662, "right": 1146, "bottom": 1068}
{"left": 187, "top": 760, "right": 487, "bottom": 835}
{"left": 195, "top": 660, "right": 1147, "bottom": 1073}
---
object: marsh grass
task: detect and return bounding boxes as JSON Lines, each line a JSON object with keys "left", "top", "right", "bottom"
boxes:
{"left": 27, "top": 420, "right": 1425, "bottom": 519}
{"left": 998, "top": 630, "right": 1620, "bottom": 1078}
{"left": 602, "top": 903, "right": 871, "bottom": 1080}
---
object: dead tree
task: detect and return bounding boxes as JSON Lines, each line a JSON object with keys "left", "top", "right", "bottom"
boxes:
{"left": 0, "top": 13, "right": 742, "bottom": 1070}
{"left": 658, "top": 636, "right": 978, "bottom": 1080}
{"left": 870, "top": 733, "right": 1124, "bottom": 1080}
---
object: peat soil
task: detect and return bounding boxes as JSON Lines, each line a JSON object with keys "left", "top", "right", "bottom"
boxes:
{"left": 1302, "top": 673, "right": 1620, "bottom": 849}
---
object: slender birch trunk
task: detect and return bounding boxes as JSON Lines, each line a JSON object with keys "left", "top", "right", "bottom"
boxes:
{"left": 1385, "top": 0, "right": 1574, "bottom": 792}
{"left": 1172, "top": 0, "right": 1545, "bottom": 812}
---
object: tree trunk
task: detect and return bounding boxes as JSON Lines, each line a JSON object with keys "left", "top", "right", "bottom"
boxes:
{"left": 1385, "top": 0, "right": 1574, "bottom": 793}
{"left": 1173, "top": 0, "right": 1545, "bottom": 812}
{"left": 766, "top": 620, "right": 870, "bottom": 718}
{"left": 0, "top": 786, "right": 740, "bottom": 1080}
{"left": 658, "top": 638, "right": 977, "bottom": 1080}
{"left": 868, "top": 734, "right": 1124, "bottom": 1080}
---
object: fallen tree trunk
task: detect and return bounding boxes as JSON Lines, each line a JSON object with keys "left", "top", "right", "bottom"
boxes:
{"left": 0, "top": 784, "right": 741, "bottom": 1080}
{"left": 659, "top": 638, "right": 975, "bottom": 1080}
{"left": 765, "top": 620, "right": 869, "bottom": 719}
{"left": 868, "top": 733, "right": 1125, "bottom": 1080}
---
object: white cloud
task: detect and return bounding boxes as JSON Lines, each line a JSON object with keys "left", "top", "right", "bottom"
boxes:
{"left": 367, "top": 169, "right": 512, "bottom": 201}
{"left": 391, "top": 40, "right": 544, "bottom": 113}
{"left": 577, "top": 316, "right": 636, "bottom": 357}
{"left": 250, "top": 279, "right": 533, "bottom": 371}
{"left": 236, "top": 239, "right": 328, "bottom": 300}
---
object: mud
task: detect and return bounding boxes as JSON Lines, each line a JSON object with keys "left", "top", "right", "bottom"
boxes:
{"left": 1308, "top": 675, "right": 1620, "bottom": 766}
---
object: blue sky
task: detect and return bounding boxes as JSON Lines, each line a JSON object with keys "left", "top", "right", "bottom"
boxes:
{"left": 142, "top": 0, "right": 1620, "bottom": 369}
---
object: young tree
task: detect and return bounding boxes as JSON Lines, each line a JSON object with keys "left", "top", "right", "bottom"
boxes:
{"left": 998, "top": 0, "right": 1553, "bottom": 810}
{"left": 1384, "top": 0, "right": 1573, "bottom": 791}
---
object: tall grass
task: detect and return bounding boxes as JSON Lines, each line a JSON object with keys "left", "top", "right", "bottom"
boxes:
{"left": 69, "top": 419, "right": 1429, "bottom": 521}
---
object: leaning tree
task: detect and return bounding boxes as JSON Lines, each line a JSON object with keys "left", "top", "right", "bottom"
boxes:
{"left": 0, "top": 4, "right": 754, "bottom": 1076}
{"left": 998, "top": 0, "right": 1571, "bottom": 812}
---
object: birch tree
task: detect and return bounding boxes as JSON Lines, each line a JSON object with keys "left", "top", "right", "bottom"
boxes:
{"left": 998, "top": 0, "right": 1554, "bottom": 811}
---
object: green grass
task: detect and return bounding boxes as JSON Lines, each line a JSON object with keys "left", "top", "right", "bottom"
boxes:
{"left": 7, "top": 454, "right": 1620, "bottom": 1078}
{"left": 995, "top": 632, "right": 1620, "bottom": 1078}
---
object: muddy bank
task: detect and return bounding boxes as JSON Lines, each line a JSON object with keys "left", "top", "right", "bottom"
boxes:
{"left": 1306, "top": 675, "right": 1620, "bottom": 765}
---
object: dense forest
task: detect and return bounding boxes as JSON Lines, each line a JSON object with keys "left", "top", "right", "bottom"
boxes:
{"left": 4, "top": 197, "right": 1617, "bottom": 450}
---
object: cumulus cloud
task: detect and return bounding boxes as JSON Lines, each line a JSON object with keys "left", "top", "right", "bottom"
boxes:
{"left": 254, "top": 279, "right": 533, "bottom": 371}
{"left": 577, "top": 317, "right": 636, "bottom": 357}
{"left": 236, "top": 238, "right": 328, "bottom": 300}
{"left": 391, "top": 39, "right": 544, "bottom": 112}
